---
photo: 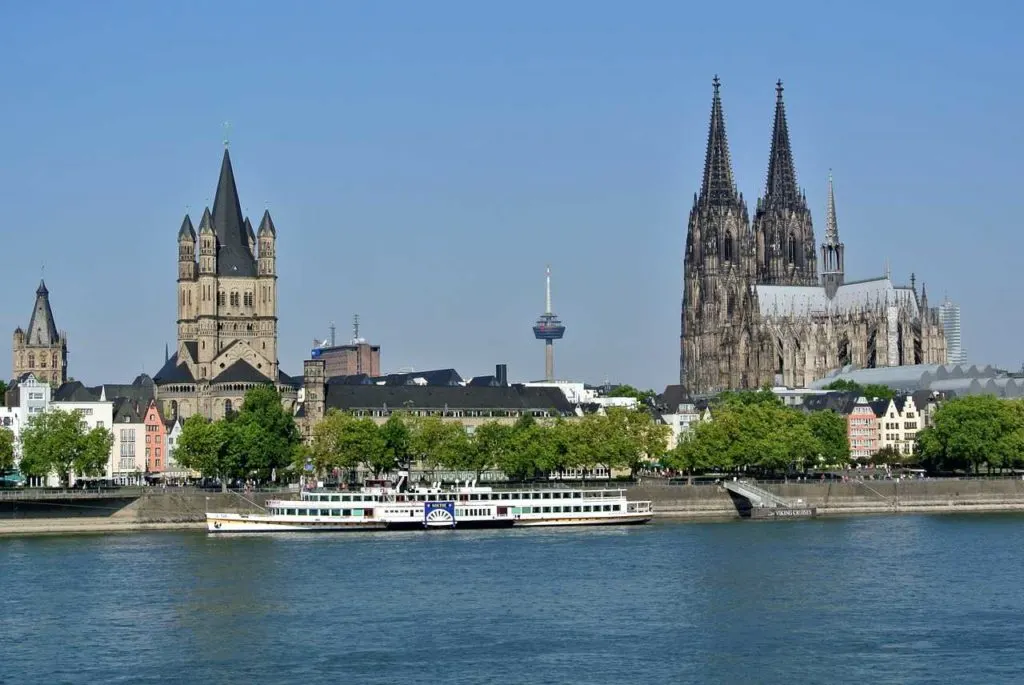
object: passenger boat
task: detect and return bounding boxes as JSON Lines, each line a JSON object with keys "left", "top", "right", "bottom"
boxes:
{"left": 206, "top": 472, "right": 653, "bottom": 533}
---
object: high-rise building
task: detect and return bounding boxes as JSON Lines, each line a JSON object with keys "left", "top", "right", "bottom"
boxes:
{"left": 679, "top": 77, "right": 946, "bottom": 395}
{"left": 311, "top": 316, "right": 381, "bottom": 378}
{"left": 12, "top": 280, "right": 68, "bottom": 387}
{"left": 938, "top": 298, "right": 966, "bottom": 364}
{"left": 532, "top": 266, "right": 566, "bottom": 382}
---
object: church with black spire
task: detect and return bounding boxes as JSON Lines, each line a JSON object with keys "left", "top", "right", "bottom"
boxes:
{"left": 154, "top": 147, "right": 298, "bottom": 420}
{"left": 680, "top": 78, "right": 946, "bottom": 395}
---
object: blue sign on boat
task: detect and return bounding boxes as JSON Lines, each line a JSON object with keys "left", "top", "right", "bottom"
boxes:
{"left": 424, "top": 501, "right": 456, "bottom": 527}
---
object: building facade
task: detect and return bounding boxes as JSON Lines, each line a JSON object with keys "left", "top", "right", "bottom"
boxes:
{"left": 847, "top": 398, "right": 879, "bottom": 459}
{"left": 680, "top": 78, "right": 945, "bottom": 395}
{"left": 143, "top": 399, "right": 167, "bottom": 474}
{"left": 938, "top": 297, "right": 966, "bottom": 365}
{"left": 312, "top": 341, "right": 381, "bottom": 378}
{"left": 12, "top": 280, "right": 68, "bottom": 387}
{"left": 154, "top": 148, "right": 298, "bottom": 420}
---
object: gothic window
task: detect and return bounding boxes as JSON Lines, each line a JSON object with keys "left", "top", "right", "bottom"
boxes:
{"left": 230, "top": 291, "right": 239, "bottom": 307}
{"left": 727, "top": 293, "right": 736, "bottom": 317}
{"left": 224, "top": 399, "right": 233, "bottom": 417}
{"left": 28, "top": 353, "right": 34, "bottom": 368}
{"left": 217, "top": 291, "right": 226, "bottom": 307}
{"left": 787, "top": 233, "right": 797, "bottom": 264}
{"left": 188, "top": 290, "right": 192, "bottom": 306}
{"left": 52, "top": 353, "right": 58, "bottom": 367}
{"left": 724, "top": 230, "right": 733, "bottom": 262}
{"left": 170, "top": 400, "right": 178, "bottom": 419}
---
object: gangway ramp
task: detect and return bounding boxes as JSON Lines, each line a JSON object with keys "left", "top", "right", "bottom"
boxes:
{"left": 722, "top": 480, "right": 816, "bottom": 519}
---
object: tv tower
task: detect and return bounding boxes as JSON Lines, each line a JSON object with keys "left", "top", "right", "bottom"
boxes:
{"left": 532, "top": 265, "right": 566, "bottom": 381}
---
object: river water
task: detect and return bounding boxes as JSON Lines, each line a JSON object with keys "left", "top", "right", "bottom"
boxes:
{"left": 2, "top": 515, "right": 1023, "bottom": 684}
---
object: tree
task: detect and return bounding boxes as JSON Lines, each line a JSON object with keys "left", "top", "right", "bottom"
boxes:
{"left": 607, "top": 385, "right": 657, "bottom": 405}
{"left": 605, "top": 408, "right": 669, "bottom": 478}
{"left": 380, "top": 413, "right": 412, "bottom": 469}
{"left": 0, "top": 427, "right": 14, "bottom": 475}
{"left": 870, "top": 445, "right": 903, "bottom": 467}
{"left": 174, "top": 415, "right": 238, "bottom": 491}
{"left": 309, "top": 410, "right": 386, "bottom": 479}
{"left": 916, "top": 395, "right": 1023, "bottom": 474}
{"left": 19, "top": 409, "right": 113, "bottom": 487}
{"left": 807, "top": 410, "right": 850, "bottom": 467}
{"left": 408, "top": 416, "right": 471, "bottom": 472}
{"left": 823, "top": 379, "right": 894, "bottom": 401}
{"left": 717, "top": 387, "right": 784, "bottom": 409}
{"left": 231, "top": 385, "right": 301, "bottom": 481}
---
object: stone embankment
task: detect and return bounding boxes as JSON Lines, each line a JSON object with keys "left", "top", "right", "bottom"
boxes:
{"left": 631, "top": 478, "right": 1024, "bottom": 519}
{"left": 3, "top": 479, "right": 1024, "bottom": 536}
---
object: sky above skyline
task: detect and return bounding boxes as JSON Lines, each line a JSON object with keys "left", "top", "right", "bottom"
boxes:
{"left": 2, "top": 1, "right": 1022, "bottom": 390}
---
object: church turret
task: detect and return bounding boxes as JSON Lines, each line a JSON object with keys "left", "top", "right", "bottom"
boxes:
{"left": 257, "top": 209, "right": 276, "bottom": 276}
{"left": 681, "top": 76, "right": 757, "bottom": 394}
{"left": 211, "top": 148, "right": 257, "bottom": 278}
{"left": 197, "top": 207, "right": 216, "bottom": 275}
{"left": 245, "top": 217, "right": 256, "bottom": 257}
{"left": 753, "top": 81, "right": 817, "bottom": 286}
{"left": 821, "top": 171, "right": 845, "bottom": 299}
{"left": 178, "top": 214, "right": 196, "bottom": 281}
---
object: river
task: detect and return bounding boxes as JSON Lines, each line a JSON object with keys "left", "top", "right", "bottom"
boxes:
{"left": 1, "top": 515, "right": 1022, "bottom": 684}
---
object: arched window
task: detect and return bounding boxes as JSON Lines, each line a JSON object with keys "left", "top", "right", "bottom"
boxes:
{"left": 724, "top": 230, "right": 733, "bottom": 262}
{"left": 170, "top": 400, "right": 178, "bottom": 419}
{"left": 727, "top": 293, "right": 736, "bottom": 317}
{"left": 28, "top": 353, "right": 34, "bottom": 367}
{"left": 52, "top": 353, "right": 58, "bottom": 367}
{"left": 787, "top": 234, "right": 797, "bottom": 263}
{"left": 217, "top": 291, "right": 225, "bottom": 307}
{"left": 224, "top": 399, "right": 233, "bottom": 417}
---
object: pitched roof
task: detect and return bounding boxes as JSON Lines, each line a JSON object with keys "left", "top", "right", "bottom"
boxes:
{"left": 802, "top": 391, "right": 860, "bottom": 415}
{"left": 53, "top": 375, "right": 155, "bottom": 404}
{"left": 325, "top": 384, "right": 574, "bottom": 413}
{"left": 211, "top": 149, "right": 257, "bottom": 277}
{"left": 113, "top": 397, "right": 144, "bottom": 423}
{"left": 154, "top": 353, "right": 196, "bottom": 385}
{"left": 257, "top": 209, "right": 276, "bottom": 237}
{"left": 178, "top": 214, "right": 196, "bottom": 241}
{"left": 211, "top": 359, "right": 271, "bottom": 385}
{"left": 26, "top": 280, "right": 60, "bottom": 346}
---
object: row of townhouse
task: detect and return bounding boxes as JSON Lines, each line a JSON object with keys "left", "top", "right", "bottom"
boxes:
{"left": 1, "top": 373, "right": 191, "bottom": 486}
{"left": 821, "top": 391, "right": 937, "bottom": 460}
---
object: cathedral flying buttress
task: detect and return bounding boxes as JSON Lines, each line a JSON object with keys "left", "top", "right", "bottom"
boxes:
{"left": 680, "top": 78, "right": 945, "bottom": 396}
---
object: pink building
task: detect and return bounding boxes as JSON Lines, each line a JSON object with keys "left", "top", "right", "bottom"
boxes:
{"left": 143, "top": 399, "right": 168, "bottom": 474}
{"left": 847, "top": 397, "right": 879, "bottom": 460}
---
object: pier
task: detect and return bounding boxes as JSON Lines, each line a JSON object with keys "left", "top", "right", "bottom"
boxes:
{"left": 722, "top": 480, "right": 817, "bottom": 519}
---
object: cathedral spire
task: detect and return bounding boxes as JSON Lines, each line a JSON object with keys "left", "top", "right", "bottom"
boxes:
{"left": 764, "top": 80, "right": 799, "bottom": 205}
{"left": 699, "top": 76, "right": 739, "bottom": 207}
{"left": 824, "top": 170, "right": 839, "bottom": 245}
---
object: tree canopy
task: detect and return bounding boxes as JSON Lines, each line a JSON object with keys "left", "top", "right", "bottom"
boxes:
{"left": 606, "top": 385, "right": 657, "bottom": 405}
{"left": 302, "top": 408, "right": 669, "bottom": 482}
{"left": 666, "top": 390, "right": 849, "bottom": 476}
{"left": 19, "top": 409, "right": 113, "bottom": 487}
{"left": 823, "top": 379, "right": 895, "bottom": 401}
{"left": 916, "top": 395, "right": 1024, "bottom": 474}
{"left": 174, "top": 386, "right": 301, "bottom": 490}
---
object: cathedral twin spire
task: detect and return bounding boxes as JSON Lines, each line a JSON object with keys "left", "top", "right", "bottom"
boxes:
{"left": 699, "top": 76, "right": 740, "bottom": 209}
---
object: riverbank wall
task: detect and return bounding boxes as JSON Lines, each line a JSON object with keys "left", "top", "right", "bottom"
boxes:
{"left": 3, "top": 480, "right": 1024, "bottom": 535}
{"left": 632, "top": 478, "right": 1024, "bottom": 519}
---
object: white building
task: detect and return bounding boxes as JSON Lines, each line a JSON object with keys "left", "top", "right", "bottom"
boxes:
{"left": 110, "top": 399, "right": 146, "bottom": 485}
{"left": 522, "top": 381, "right": 638, "bottom": 412}
{"left": 162, "top": 418, "right": 194, "bottom": 482}
{"left": 50, "top": 389, "right": 115, "bottom": 482}
{"left": 938, "top": 297, "right": 966, "bottom": 365}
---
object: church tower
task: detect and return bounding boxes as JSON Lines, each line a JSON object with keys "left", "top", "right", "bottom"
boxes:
{"left": 681, "top": 77, "right": 758, "bottom": 395}
{"left": 820, "top": 171, "right": 845, "bottom": 299}
{"left": 157, "top": 146, "right": 285, "bottom": 420}
{"left": 12, "top": 280, "right": 68, "bottom": 387}
{"left": 753, "top": 81, "right": 818, "bottom": 286}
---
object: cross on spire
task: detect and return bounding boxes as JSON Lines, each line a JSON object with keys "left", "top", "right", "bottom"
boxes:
{"left": 223, "top": 121, "right": 232, "bottom": 148}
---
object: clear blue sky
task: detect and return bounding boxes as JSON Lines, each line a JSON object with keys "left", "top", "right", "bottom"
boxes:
{"left": 2, "top": 1, "right": 1022, "bottom": 390}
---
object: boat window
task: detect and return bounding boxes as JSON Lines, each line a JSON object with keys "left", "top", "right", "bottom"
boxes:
{"left": 542, "top": 492, "right": 551, "bottom": 499}
{"left": 553, "top": 492, "right": 561, "bottom": 499}
{"left": 501, "top": 493, "right": 510, "bottom": 500}
{"left": 584, "top": 505, "right": 592, "bottom": 512}
{"left": 287, "top": 509, "right": 296, "bottom": 516}
{"left": 613, "top": 505, "right": 621, "bottom": 511}
{"left": 364, "top": 509, "right": 373, "bottom": 517}
{"left": 603, "top": 505, "right": 611, "bottom": 511}
{"left": 573, "top": 506, "right": 581, "bottom": 512}
{"left": 343, "top": 509, "right": 351, "bottom": 516}
{"left": 331, "top": 495, "right": 340, "bottom": 502}
{"left": 532, "top": 493, "right": 541, "bottom": 499}
{"left": 470, "top": 494, "right": 478, "bottom": 501}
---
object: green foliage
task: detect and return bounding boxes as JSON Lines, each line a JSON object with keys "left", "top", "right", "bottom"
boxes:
{"left": 380, "top": 413, "right": 412, "bottom": 468}
{"left": 0, "top": 380, "right": 8, "bottom": 399}
{"left": 175, "top": 386, "right": 301, "bottom": 489}
{"left": 870, "top": 445, "right": 904, "bottom": 466}
{"left": 310, "top": 410, "right": 385, "bottom": 476}
{"left": 606, "top": 385, "right": 657, "bottom": 405}
{"left": 806, "top": 410, "right": 851, "bottom": 467}
{"left": 0, "top": 427, "right": 14, "bottom": 474}
{"left": 717, "top": 387, "right": 784, "bottom": 409}
{"left": 824, "top": 379, "right": 894, "bottom": 401}
{"left": 19, "top": 409, "right": 113, "bottom": 486}
{"left": 665, "top": 396, "right": 838, "bottom": 475}
{"left": 916, "top": 395, "right": 1024, "bottom": 474}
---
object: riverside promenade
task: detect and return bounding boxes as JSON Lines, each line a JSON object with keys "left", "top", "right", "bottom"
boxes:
{"left": 4, "top": 478, "right": 1024, "bottom": 535}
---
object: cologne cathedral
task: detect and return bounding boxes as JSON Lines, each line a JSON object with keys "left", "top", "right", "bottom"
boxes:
{"left": 680, "top": 78, "right": 945, "bottom": 395}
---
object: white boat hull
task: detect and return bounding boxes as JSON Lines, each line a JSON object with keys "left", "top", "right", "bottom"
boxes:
{"left": 206, "top": 513, "right": 385, "bottom": 533}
